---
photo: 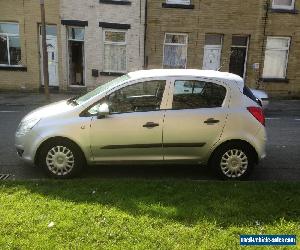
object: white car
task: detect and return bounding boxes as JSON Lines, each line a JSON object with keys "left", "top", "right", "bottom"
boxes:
{"left": 15, "top": 69, "right": 266, "bottom": 180}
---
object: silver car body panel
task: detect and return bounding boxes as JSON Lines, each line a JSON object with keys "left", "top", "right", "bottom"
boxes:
{"left": 15, "top": 69, "right": 266, "bottom": 167}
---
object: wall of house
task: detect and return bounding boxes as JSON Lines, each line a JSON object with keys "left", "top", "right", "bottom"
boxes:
{"left": 0, "top": 0, "right": 61, "bottom": 91}
{"left": 60, "top": 0, "right": 145, "bottom": 91}
{"left": 146, "top": 0, "right": 300, "bottom": 97}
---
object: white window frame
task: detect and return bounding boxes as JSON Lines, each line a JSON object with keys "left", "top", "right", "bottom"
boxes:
{"left": 163, "top": 32, "right": 188, "bottom": 69}
{"left": 262, "top": 36, "right": 291, "bottom": 79}
{"left": 166, "top": 0, "right": 190, "bottom": 5}
{"left": 0, "top": 22, "right": 21, "bottom": 67}
{"left": 272, "top": 0, "right": 295, "bottom": 10}
{"left": 103, "top": 29, "right": 127, "bottom": 73}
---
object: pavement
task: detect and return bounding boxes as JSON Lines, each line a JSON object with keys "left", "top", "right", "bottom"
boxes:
{"left": 0, "top": 91, "right": 300, "bottom": 181}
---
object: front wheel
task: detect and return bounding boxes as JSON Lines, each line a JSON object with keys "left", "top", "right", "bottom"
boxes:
{"left": 210, "top": 142, "right": 255, "bottom": 180}
{"left": 39, "top": 140, "right": 85, "bottom": 178}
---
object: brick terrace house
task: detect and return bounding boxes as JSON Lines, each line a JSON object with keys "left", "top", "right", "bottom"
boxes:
{"left": 59, "top": 0, "right": 146, "bottom": 91}
{"left": 145, "top": 0, "right": 300, "bottom": 97}
{"left": 0, "top": 0, "right": 62, "bottom": 91}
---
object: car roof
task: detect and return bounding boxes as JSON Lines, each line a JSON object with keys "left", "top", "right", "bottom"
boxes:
{"left": 128, "top": 69, "right": 244, "bottom": 91}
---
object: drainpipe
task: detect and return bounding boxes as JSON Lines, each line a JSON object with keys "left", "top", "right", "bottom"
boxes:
{"left": 257, "top": 0, "right": 269, "bottom": 88}
{"left": 144, "top": 0, "right": 148, "bottom": 69}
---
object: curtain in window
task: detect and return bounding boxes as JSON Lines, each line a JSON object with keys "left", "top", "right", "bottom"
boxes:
{"left": 273, "top": 0, "right": 292, "bottom": 6}
{"left": 104, "top": 44, "right": 126, "bottom": 72}
{"left": 0, "top": 35, "right": 8, "bottom": 64}
{"left": 163, "top": 45, "right": 186, "bottom": 69}
{"left": 263, "top": 50, "right": 287, "bottom": 78}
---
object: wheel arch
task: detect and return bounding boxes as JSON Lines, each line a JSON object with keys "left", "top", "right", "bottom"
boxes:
{"left": 208, "top": 139, "right": 259, "bottom": 166}
{"left": 34, "top": 136, "right": 87, "bottom": 166}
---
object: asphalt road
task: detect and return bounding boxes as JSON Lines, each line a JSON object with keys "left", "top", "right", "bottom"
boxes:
{"left": 0, "top": 98, "right": 299, "bottom": 181}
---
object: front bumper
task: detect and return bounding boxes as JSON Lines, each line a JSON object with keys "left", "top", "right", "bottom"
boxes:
{"left": 15, "top": 130, "right": 43, "bottom": 165}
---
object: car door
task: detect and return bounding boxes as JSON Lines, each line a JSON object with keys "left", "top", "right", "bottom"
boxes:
{"left": 163, "top": 78, "right": 229, "bottom": 162}
{"left": 89, "top": 79, "right": 169, "bottom": 162}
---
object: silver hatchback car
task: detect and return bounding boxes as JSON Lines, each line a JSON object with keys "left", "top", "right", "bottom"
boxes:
{"left": 15, "top": 69, "right": 266, "bottom": 179}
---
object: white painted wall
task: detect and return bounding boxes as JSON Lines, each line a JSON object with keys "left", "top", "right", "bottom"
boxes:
{"left": 60, "top": 0, "right": 145, "bottom": 90}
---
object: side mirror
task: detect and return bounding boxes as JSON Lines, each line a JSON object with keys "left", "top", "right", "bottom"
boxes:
{"left": 97, "top": 103, "right": 110, "bottom": 118}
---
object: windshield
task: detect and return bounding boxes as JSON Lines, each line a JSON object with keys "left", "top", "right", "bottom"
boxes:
{"left": 75, "top": 74, "right": 131, "bottom": 105}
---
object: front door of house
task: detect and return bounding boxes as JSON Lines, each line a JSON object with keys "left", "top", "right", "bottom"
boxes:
{"left": 203, "top": 45, "right": 222, "bottom": 70}
{"left": 39, "top": 25, "right": 59, "bottom": 87}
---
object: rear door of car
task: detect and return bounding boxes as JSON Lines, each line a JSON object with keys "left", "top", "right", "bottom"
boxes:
{"left": 162, "top": 77, "right": 230, "bottom": 163}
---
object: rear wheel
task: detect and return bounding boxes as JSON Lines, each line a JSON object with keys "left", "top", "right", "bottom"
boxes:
{"left": 210, "top": 142, "right": 255, "bottom": 180}
{"left": 39, "top": 139, "right": 84, "bottom": 178}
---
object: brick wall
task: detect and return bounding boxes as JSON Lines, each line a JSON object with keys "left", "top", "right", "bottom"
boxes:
{"left": 0, "top": 0, "right": 61, "bottom": 91}
{"left": 146, "top": 0, "right": 300, "bottom": 97}
{"left": 60, "top": 0, "right": 145, "bottom": 91}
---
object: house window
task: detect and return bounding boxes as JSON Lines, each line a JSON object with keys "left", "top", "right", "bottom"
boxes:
{"left": 272, "top": 0, "right": 295, "bottom": 10}
{"left": 262, "top": 37, "right": 290, "bottom": 79}
{"left": 0, "top": 23, "right": 21, "bottom": 66}
{"left": 103, "top": 30, "right": 126, "bottom": 73}
{"left": 163, "top": 33, "right": 188, "bottom": 69}
{"left": 166, "top": 0, "right": 190, "bottom": 4}
{"left": 229, "top": 35, "right": 249, "bottom": 78}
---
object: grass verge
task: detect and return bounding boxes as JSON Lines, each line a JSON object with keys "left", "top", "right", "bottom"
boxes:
{"left": 0, "top": 180, "right": 299, "bottom": 249}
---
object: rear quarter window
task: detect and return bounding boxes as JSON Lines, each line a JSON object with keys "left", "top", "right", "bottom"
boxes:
{"left": 172, "top": 80, "right": 226, "bottom": 110}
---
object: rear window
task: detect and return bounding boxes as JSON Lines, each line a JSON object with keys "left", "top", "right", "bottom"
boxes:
{"left": 243, "top": 86, "right": 261, "bottom": 106}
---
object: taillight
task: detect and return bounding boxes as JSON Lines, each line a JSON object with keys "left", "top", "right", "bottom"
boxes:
{"left": 247, "top": 106, "right": 265, "bottom": 126}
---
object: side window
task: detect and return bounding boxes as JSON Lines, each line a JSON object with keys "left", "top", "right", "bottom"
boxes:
{"left": 107, "top": 80, "right": 166, "bottom": 113}
{"left": 172, "top": 80, "right": 226, "bottom": 109}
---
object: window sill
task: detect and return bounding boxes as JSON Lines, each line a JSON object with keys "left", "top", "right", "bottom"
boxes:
{"left": 162, "top": 3, "right": 195, "bottom": 9}
{"left": 100, "top": 71, "right": 125, "bottom": 76}
{"left": 260, "top": 78, "right": 289, "bottom": 83}
{"left": 269, "top": 8, "right": 298, "bottom": 14}
{"left": 0, "top": 66, "right": 27, "bottom": 71}
{"left": 99, "top": 0, "right": 131, "bottom": 5}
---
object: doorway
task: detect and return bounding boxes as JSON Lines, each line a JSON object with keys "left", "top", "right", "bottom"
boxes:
{"left": 39, "top": 25, "right": 59, "bottom": 87}
{"left": 68, "top": 27, "right": 85, "bottom": 86}
{"left": 229, "top": 36, "right": 249, "bottom": 78}
{"left": 203, "top": 34, "right": 223, "bottom": 70}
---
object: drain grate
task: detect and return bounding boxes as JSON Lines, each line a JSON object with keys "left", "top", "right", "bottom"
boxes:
{"left": 0, "top": 174, "right": 10, "bottom": 180}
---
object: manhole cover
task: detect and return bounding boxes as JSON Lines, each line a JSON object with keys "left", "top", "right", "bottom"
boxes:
{"left": 0, "top": 174, "right": 10, "bottom": 180}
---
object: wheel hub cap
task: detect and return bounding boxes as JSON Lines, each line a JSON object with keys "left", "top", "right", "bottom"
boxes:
{"left": 220, "top": 149, "right": 248, "bottom": 178}
{"left": 46, "top": 146, "right": 75, "bottom": 176}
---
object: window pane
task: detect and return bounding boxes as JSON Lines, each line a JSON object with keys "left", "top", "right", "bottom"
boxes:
{"left": 0, "top": 35, "right": 8, "bottom": 64}
{"left": 232, "top": 36, "right": 248, "bottom": 46}
{"left": 205, "top": 34, "right": 222, "bottom": 45}
{"left": 0, "top": 23, "right": 19, "bottom": 34}
{"left": 105, "top": 31, "right": 125, "bottom": 43}
{"left": 273, "top": 0, "right": 293, "bottom": 6}
{"left": 69, "top": 27, "right": 84, "bottom": 40}
{"left": 165, "top": 34, "right": 186, "bottom": 44}
{"left": 104, "top": 44, "right": 126, "bottom": 72}
{"left": 163, "top": 44, "right": 187, "bottom": 69}
{"left": 266, "top": 37, "right": 289, "bottom": 49}
{"left": 9, "top": 36, "right": 21, "bottom": 65}
{"left": 263, "top": 50, "right": 287, "bottom": 78}
{"left": 46, "top": 26, "right": 56, "bottom": 36}
{"left": 172, "top": 80, "right": 226, "bottom": 109}
{"left": 166, "top": 0, "right": 190, "bottom": 4}
{"left": 108, "top": 80, "right": 166, "bottom": 113}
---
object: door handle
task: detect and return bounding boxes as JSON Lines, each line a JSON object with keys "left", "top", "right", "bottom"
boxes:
{"left": 204, "top": 118, "right": 220, "bottom": 124}
{"left": 143, "top": 122, "right": 159, "bottom": 128}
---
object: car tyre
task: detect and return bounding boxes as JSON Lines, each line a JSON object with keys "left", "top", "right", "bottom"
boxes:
{"left": 210, "top": 142, "right": 255, "bottom": 180}
{"left": 39, "top": 139, "right": 85, "bottom": 179}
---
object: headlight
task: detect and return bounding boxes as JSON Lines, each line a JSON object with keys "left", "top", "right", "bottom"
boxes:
{"left": 16, "top": 118, "right": 40, "bottom": 136}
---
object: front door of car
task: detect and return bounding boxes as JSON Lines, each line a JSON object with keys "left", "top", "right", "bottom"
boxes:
{"left": 163, "top": 78, "right": 229, "bottom": 163}
{"left": 89, "top": 79, "right": 168, "bottom": 162}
